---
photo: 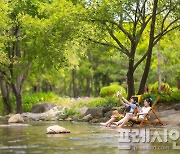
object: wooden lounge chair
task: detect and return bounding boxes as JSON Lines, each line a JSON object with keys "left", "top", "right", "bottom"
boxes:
{"left": 132, "top": 96, "right": 163, "bottom": 128}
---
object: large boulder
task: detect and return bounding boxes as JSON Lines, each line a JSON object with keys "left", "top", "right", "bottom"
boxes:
{"left": 46, "top": 125, "right": 70, "bottom": 134}
{"left": 85, "top": 107, "right": 104, "bottom": 118}
{"left": 31, "top": 103, "right": 57, "bottom": 113}
{"left": 174, "top": 103, "right": 180, "bottom": 110}
{"left": 8, "top": 114, "right": 24, "bottom": 123}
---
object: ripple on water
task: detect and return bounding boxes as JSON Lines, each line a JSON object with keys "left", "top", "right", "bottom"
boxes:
{"left": 0, "top": 145, "right": 39, "bottom": 149}
{"left": 68, "top": 137, "right": 88, "bottom": 141}
{"left": 8, "top": 139, "right": 23, "bottom": 143}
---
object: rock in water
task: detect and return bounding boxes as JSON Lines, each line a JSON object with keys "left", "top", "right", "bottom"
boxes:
{"left": 8, "top": 114, "right": 24, "bottom": 123}
{"left": 46, "top": 125, "right": 70, "bottom": 134}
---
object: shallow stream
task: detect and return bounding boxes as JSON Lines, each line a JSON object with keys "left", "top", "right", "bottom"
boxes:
{"left": 0, "top": 121, "right": 179, "bottom": 154}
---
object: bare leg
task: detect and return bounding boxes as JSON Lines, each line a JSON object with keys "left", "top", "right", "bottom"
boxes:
{"left": 100, "top": 117, "right": 116, "bottom": 127}
{"left": 113, "top": 114, "right": 135, "bottom": 127}
{"left": 117, "top": 116, "right": 138, "bottom": 128}
{"left": 118, "top": 116, "right": 130, "bottom": 128}
{"left": 113, "top": 116, "right": 129, "bottom": 126}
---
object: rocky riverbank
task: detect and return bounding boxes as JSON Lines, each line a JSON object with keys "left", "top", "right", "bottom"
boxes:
{"left": 0, "top": 102, "right": 180, "bottom": 128}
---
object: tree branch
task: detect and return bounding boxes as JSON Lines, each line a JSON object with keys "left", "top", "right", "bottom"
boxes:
{"left": 87, "top": 37, "right": 126, "bottom": 53}
{"left": 154, "top": 17, "right": 179, "bottom": 43}
{"left": 153, "top": 24, "right": 180, "bottom": 46}
{"left": 161, "top": 1, "right": 173, "bottom": 31}
{"left": 105, "top": 24, "right": 130, "bottom": 56}
{"left": 20, "top": 61, "right": 32, "bottom": 89}
{"left": 0, "top": 69, "right": 11, "bottom": 84}
{"left": 133, "top": 51, "right": 148, "bottom": 72}
{"left": 90, "top": 19, "right": 133, "bottom": 42}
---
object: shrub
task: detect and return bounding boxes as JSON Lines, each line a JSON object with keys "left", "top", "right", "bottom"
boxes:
{"left": 22, "top": 92, "right": 59, "bottom": 112}
{"left": 74, "top": 97, "right": 121, "bottom": 108}
{"left": 64, "top": 108, "right": 80, "bottom": 117}
{"left": 148, "top": 82, "right": 172, "bottom": 94}
{"left": 100, "top": 84, "right": 126, "bottom": 97}
{"left": 143, "top": 87, "right": 180, "bottom": 102}
{"left": 171, "top": 88, "right": 180, "bottom": 101}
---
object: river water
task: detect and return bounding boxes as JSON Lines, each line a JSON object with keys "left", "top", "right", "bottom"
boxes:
{"left": 0, "top": 121, "right": 179, "bottom": 154}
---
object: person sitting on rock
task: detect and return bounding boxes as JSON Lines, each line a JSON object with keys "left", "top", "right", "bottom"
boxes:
{"left": 100, "top": 93, "right": 138, "bottom": 127}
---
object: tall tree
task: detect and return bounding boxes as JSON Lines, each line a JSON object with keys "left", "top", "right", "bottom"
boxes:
{"left": 81, "top": 0, "right": 180, "bottom": 98}
{"left": 0, "top": 0, "right": 82, "bottom": 113}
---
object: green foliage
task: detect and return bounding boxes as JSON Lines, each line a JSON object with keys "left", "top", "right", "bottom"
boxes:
{"left": 0, "top": 99, "right": 4, "bottom": 115}
{"left": 171, "top": 88, "right": 180, "bottom": 101}
{"left": 148, "top": 82, "right": 172, "bottom": 94}
{"left": 144, "top": 87, "right": 180, "bottom": 102}
{"left": 22, "top": 92, "right": 59, "bottom": 112}
{"left": 63, "top": 108, "right": 80, "bottom": 117}
{"left": 74, "top": 96, "right": 121, "bottom": 108}
{"left": 100, "top": 84, "right": 126, "bottom": 97}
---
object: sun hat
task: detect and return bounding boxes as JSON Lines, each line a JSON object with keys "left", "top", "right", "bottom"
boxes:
{"left": 111, "top": 110, "right": 121, "bottom": 118}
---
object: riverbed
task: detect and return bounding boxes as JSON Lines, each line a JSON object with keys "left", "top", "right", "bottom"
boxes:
{"left": 0, "top": 121, "right": 179, "bottom": 154}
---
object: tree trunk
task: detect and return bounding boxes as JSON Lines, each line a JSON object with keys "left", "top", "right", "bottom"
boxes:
{"left": 102, "top": 74, "right": 110, "bottom": 86}
{"left": 11, "top": 84, "right": 23, "bottom": 113}
{"left": 72, "top": 69, "right": 77, "bottom": 98}
{"left": 157, "top": 40, "right": 162, "bottom": 90}
{"left": 77, "top": 77, "right": 82, "bottom": 97}
{"left": 86, "top": 77, "right": 91, "bottom": 97}
{"left": 33, "top": 84, "right": 40, "bottom": 92}
{"left": 94, "top": 80, "right": 100, "bottom": 97}
{"left": 0, "top": 76, "right": 11, "bottom": 114}
{"left": 127, "top": 56, "right": 135, "bottom": 99}
{"left": 138, "top": 0, "right": 158, "bottom": 94}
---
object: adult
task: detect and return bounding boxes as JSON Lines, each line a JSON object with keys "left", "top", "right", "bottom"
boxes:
{"left": 100, "top": 94, "right": 138, "bottom": 127}
{"left": 113, "top": 98, "right": 152, "bottom": 128}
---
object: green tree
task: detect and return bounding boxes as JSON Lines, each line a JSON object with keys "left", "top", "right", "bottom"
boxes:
{"left": 0, "top": 0, "right": 83, "bottom": 113}
{"left": 81, "top": 0, "right": 180, "bottom": 98}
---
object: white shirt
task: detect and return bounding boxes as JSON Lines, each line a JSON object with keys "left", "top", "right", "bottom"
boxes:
{"left": 139, "top": 106, "right": 151, "bottom": 120}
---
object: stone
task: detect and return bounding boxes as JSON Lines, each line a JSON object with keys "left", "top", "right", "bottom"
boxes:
{"left": 58, "top": 114, "right": 68, "bottom": 120}
{"left": 174, "top": 103, "right": 180, "bottom": 110}
{"left": 78, "top": 107, "right": 89, "bottom": 115}
{"left": 65, "top": 117, "right": 73, "bottom": 121}
{"left": 102, "top": 107, "right": 112, "bottom": 114}
{"left": 90, "top": 118, "right": 99, "bottom": 123}
{"left": 31, "top": 103, "right": 57, "bottom": 113}
{"left": 85, "top": 107, "right": 104, "bottom": 118}
{"left": 104, "top": 111, "right": 113, "bottom": 118}
{"left": 46, "top": 125, "right": 70, "bottom": 134}
{"left": 82, "top": 114, "right": 93, "bottom": 122}
{"left": 8, "top": 114, "right": 24, "bottom": 123}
